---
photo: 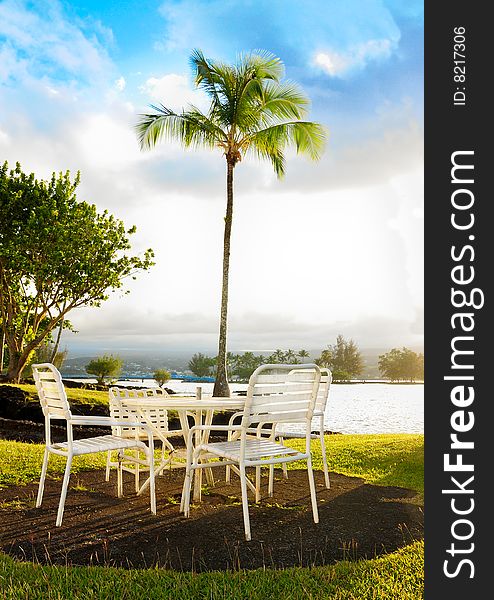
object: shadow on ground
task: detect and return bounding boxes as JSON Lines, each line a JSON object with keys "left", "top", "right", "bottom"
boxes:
{"left": 0, "top": 468, "right": 423, "bottom": 572}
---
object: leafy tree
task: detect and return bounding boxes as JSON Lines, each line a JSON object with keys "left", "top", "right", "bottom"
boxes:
{"left": 266, "top": 348, "right": 310, "bottom": 365}
{"left": 188, "top": 353, "right": 214, "bottom": 377}
{"left": 316, "top": 349, "right": 332, "bottom": 369}
{"left": 0, "top": 162, "right": 154, "bottom": 382}
{"left": 23, "top": 340, "right": 68, "bottom": 379}
{"left": 154, "top": 368, "right": 171, "bottom": 387}
{"left": 229, "top": 352, "right": 264, "bottom": 380}
{"left": 136, "top": 50, "right": 326, "bottom": 396}
{"left": 0, "top": 322, "right": 7, "bottom": 374}
{"left": 316, "top": 335, "right": 364, "bottom": 380}
{"left": 285, "top": 349, "right": 298, "bottom": 363}
{"left": 378, "top": 347, "right": 424, "bottom": 382}
{"left": 85, "top": 355, "right": 123, "bottom": 385}
{"left": 33, "top": 341, "right": 68, "bottom": 371}
{"left": 269, "top": 349, "right": 287, "bottom": 363}
{"left": 226, "top": 351, "right": 237, "bottom": 376}
{"left": 48, "top": 319, "right": 76, "bottom": 364}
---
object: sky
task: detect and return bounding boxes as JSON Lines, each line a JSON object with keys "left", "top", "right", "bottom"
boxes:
{"left": 0, "top": 0, "right": 424, "bottom": 356}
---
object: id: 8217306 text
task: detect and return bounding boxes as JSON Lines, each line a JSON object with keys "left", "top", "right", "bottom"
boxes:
{"left": 453, "top": 26, "right": 466, "bottom": 106}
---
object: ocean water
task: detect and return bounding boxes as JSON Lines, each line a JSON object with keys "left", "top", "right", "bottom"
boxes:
{"left": 72, "top": 379, "right": 424, "bottom": 435}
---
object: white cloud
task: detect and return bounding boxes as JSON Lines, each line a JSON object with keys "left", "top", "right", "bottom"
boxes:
{"left": 0, "top": 0, "right": 114, "bottom": 88}
{"left": 314, "top": 38, "right": 394, "bottom": 77}
{"left": 314, "top": 52, "right": 348, "bottom": 77}
{"left": 0, "top": 1, "right": 423, "bottom": 354}
{"left": 64, "top": 303, "right": 423, "bottom": 352}
{"left": 0, "top": 128, "right": 10, "bottom": 146}
{"left": 115, "top": 76, "right": 126, "bottom": 91}
{"left": 0, "top": 42, "right": 25, "bottom": 82}
{"left": 72, "top": 112, "right": 144, "bottom": 170}
{"left": 139, "top": 73, "right": 208, "bottom": 111}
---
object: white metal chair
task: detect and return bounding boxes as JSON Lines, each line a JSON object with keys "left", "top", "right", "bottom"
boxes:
{"left": 226, "top": 367, "right": 333, "bottom": 491}
{"left": 106, "top": 387, "right": 187, "bottom": 492}
{"left": 32, "top": 364, "right": 156, "bottom": 526}
{"left": 276, "top": 368, "right": 332, "bottom": 488}
{"left": 181, "top": 363, "right": 321, "bottom": 541}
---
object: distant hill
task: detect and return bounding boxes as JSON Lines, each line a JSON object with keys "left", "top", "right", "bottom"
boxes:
{"left": 61, "top": 345, "right": 423, "bottom": 380}
{"left": 61, "top": 352, "right": 193, "bottom": 378}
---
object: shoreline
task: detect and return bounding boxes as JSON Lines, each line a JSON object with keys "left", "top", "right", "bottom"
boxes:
{"left": 62, "top": 376, "right": 424, "bottom": 385}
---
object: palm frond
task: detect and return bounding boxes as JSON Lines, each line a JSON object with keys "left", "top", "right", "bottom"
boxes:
{"left": 236, "top": 50, "right": 284, "bottom": 82}
{"left": 190, "top": 48, "right": 237, "bottom": 117}
{"left": 135, "top": 104, "right": 227, "bottom": 151}
{"left": 245, "top": 121, "right": 327, "bottom": 177}
{"left": 235, "top": 80, "right": 310, "bottom": 134}
{"left": 269, "top": 150, "right": 286, "bottom": 178}
{"left": 136, "top": 48, "right": 327, "bottom": 171}
{"left": 257, "top": 80, "right": 310, "bottom": 121}
{"left": 189, "top": 49, "right": 223, "bottom": 105}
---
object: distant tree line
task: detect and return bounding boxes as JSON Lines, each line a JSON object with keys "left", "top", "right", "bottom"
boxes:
{"left": 187, "top": 336, "right": 424, "bottom": 383}
{"left": 82, "top": 355, "right": 171, "bottom": 388}
{"left": 315, "top": 335, "right": 364, "bottom": 381}
{"left": 188, "top": 349, "right": 311, "bottom": 380}
{"left": 378, "top": 348, "right": 424, "bottom": 382}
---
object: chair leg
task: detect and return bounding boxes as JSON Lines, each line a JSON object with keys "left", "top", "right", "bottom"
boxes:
{"left": 319, "top": 416, "right": 330, "bottom": 488}
{"left": 255, "top": 466, "right": 261, "bottom": 503}
{"left": 205, "top": 466, "right": 215, "bottom": 486}
{"left": 268, "top": 464, "right": 274, "bottom": 497}
{"left": 225, "top": 464, "right": 231, "bottom": 483}
{"left": 182, "top": 451, "right": 196, "bottom": 517}
{"left": 239, "top": 463, "right": 252, "bottom": 541}
{"left": 181, "top": 469, "right": 191, "bottom": 516}
{"left": 181, "top": 439, "right": 199, "bottom": 515}
{"left": 36, "top": 447, "right": 50, "bottom": 508}
{"left": 279, "top": 436, "right": 288, "bottom": 479}
{"left": 56, "top": 454, "right": 73, "bottom": 527}
{"left": 163, "top": 446, "right": 168, "bottom": 474}
{"left": 135, "top": 448, "right": 140, "bottom": 493}
{"left": 117, "top": 452, "right": 123, "bottom": 498}
{"left": 105, "top": 450, "right": 112, "bottom": 482}
{"left": 148, "top": 442, "right": 156, "bottom": 515}
{"left": 306, "top": 454, "right": 319, "bottom": 524}
{"left": 194, "top": 457, "right": 203, "bottom": 503}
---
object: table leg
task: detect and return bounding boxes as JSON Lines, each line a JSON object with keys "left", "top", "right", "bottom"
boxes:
{"left": 193, "top": 409, "right": 203, "bottom": 502}
{"left": 178, "top": 410, "right": 190, "bottom": 447}
{"left": 203, "top": 409, "right": 215, "bottom": 486}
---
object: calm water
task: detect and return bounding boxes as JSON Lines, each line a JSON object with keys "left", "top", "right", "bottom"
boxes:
{"left": 74, "top": 379, "right": 424, "bottom": 434}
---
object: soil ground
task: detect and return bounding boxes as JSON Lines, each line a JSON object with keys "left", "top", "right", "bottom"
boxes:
{"left": 0, "top": 466, "right": 423, "bottom": 572}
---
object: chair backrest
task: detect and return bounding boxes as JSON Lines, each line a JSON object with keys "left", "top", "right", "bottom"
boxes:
{"left": 241, "top": 364, "right": 321, "bottom": 429}
{"left": 288, "top": 367, "right": 332, "bottom": 414}
{"left": 317, "top": 368, "right": 332, "bottom": 413}
{"left": 32, "top": 363, "right": 72, "bottom": 421}
{"left": 108, "top": 387, "right": 170, "bottom": 437}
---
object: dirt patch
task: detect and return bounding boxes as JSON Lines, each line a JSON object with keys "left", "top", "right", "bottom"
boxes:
{"left": 0, "top": 467, "right": 423, "bottom": 572}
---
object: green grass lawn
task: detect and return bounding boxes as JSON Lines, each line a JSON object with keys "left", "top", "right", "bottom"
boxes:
{"left": 0, "top": 541, "right": 424, "bottom": 600}
{"left": 0, "top": 434, "right": 424, "bottom": 494}
{"left": 16, "top": 384, "right": 110, "bottom": 407}
{"left": 0, "top": 434, "right": 423, "bottom": 599}
{"left": 288, "top": 434, "right": 424, "bottom": 500}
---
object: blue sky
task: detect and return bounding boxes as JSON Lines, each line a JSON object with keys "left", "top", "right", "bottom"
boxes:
{"left": 0, "top": 0, "right": 424, "bottom": 354}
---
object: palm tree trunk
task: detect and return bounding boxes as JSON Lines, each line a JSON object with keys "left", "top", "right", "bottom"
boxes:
{"left": 213, "top": 161, "right": 234, "bottom": 397}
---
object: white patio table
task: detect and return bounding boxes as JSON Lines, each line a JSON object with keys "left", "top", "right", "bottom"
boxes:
{"left": 116, "top": 394, "right": 245, "bottom": 501}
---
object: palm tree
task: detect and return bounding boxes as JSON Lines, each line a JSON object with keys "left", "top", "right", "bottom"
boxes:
{"left": 136, "top": 49, "right": 326, "bottom": 396}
